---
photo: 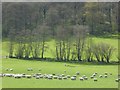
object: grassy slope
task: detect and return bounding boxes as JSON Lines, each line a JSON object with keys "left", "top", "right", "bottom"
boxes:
{"left": 2, "top": 58, "right": 118, "bottom": 88}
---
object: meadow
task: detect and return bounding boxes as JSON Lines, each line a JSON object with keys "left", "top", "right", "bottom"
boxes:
{"left": 1, "top": 37, "right": 119, "bottom": 88}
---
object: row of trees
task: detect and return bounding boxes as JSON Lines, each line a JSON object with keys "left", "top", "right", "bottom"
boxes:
{"left": 8, "top": 25, "right": 115, "bottom": 63}
{"left": 2, "top": 2, "right": 118, "bottom": 63}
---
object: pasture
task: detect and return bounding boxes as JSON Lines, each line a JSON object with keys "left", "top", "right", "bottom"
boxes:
{"left": 1, "top": 37, "right": 119, "bottom": 88}
{"left": 1, "top": 58, "right": 119, "bottom": 88}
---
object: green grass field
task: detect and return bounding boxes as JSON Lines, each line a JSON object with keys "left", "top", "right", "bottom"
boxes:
{"left": 1, "top": 37, "right": 119, "bottom": 88}
{"left": 2, "top": 58, "right": 118, "bottom": 88}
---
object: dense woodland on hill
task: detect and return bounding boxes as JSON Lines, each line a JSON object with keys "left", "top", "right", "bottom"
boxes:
{"left": 2, "top": 2, "right": 119, "bottom": 63}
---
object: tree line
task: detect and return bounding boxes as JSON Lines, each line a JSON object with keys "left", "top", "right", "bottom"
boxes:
{"left": 2, "top": 2, "right": 118, "bottom": 63}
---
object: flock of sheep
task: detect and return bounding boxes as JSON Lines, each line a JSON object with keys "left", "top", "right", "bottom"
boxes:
{"left": 0, "top": 68, "right": 120, "bottom": 82}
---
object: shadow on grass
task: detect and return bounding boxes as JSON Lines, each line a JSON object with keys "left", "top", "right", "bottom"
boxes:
{"left": 6, "top": 57, "right": 119, "bottom": 66}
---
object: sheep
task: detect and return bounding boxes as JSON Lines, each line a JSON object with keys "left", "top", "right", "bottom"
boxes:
{"left": 79, "top": 77, "right": 84, "bottom": 81}
{"left": 14, "top": 74, "right": 22, "bottom": 79}
{"left": 44, "top": 75, "right": 48, "bottom": 79}
{"left": 84, "top": 77, "right": 88, "bottom": 80}
{"left": 27, "top": 68, "right": 33, "bottom": 71}
{"left": 48, "top": 76, "right": 53, "bottom": 80}
{"left": 76, "top": 72, "right": 80, "bottom": 75}
{"left": 66, "top": 75, "right": 71, "bottom": 78}
{"left": 36, "top": 73, "right": 41, "bottom": 76}
{"left": 52, "top": 74, "right": 56, "bottom": 75}
{"left": 63, "top": 76, "right": 67, "bottom": 80}
{"left": 58, "top": 77, "right": 62, "bottom": 80}
{"left": 92, "top": 73, "right": 96, "bottom": 77}
{"left": 53, "top": 76, "right": 58, "bottom": 79}
{"left": 61, "top": 74, "right": 65, "bottom": 77}
{"left": 99, "top": 75, "right": 103, "bottom": 78}
{"left": 94, "top": 78, "right": 98, "bottom": 81}
{"left": 5, "top": 74, "right": 13, "bottom": 77}
{"left": 71, "top": 77, "right": 76, "bottom": 80}
{"left": 95, "top": 72, "right": 97, "bottom": 74}
{"left": 10, "top": 69, "right": 13, "bottom": 71}
{"left": 115, "top": 79, "right": 119, "bottom": 82}
{"left": 90, "top": 76, "right": 94, "bottom": 79}
{"left": 39, "top": 75, "right": 44, "bottom": 78}
{"left": 36, "top": 76, "right": 40, "bottom": 79}
{"left": 104, "top": 75, "right": 108, "bottom": 78}
{"left": 73, "top": 75, "right": 77, "bottom": 77}
{"left": 26, "top": 75, "right": 32, "bottom": 78}
{"left": 105, "top": 72, "right": 108, "bottom": 75}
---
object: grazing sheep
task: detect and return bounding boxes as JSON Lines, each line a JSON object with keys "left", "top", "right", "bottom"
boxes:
{"left": 10, "top": 69, "right": 13, "bottom": 71}
{"left": 95, "top": 72, "right": 97, "bottom": 74}
{"left": 90, "top": 76, "right": 94, "bottom": 79}
{"left": 84, "top": 77, "right": 88, "bottom": 80}
{"left": 5, "top": 74, "right": 13, "bottom": 77}
{"left": 71, "top": 77, "right": 76, "bottom": 80}
{"left": 27, "top": 68, "right": 33, "bottom": 71}
{"left": 73, "top": 75, "right": 77, "bottom": 77}
{"left": 52, "top": 74, "right": 56, "bottom": 75}
{"left": 40, "top": 75, "right": 44, "bottom": 78}
{"left": 61, "top": 74, "right": 65, "bottom": 77}
{"left": 63, "top": 76, "right": 67, "bottom": 80}
{"left": 104, "top": 75, "right": 108, "bottom": 78}
{"left": 105, "top": 72, "right": 108, "bottom": 75}
{"left": 53, "top": 76, "right": 58, "bottom": 79}
{"left": 99, "top": 75, "right": 103, "bottom": 78}
{"left": 44, "top": 75, "right": 48, "bottom": 79}
{"left": 115, "top": 79, "right": 119, "bottom": 82}
{"left": 58, "top": 77, "right": 62, "bottom": 80}
{"left": 36, "top": 73, "right": 41, "bottom": 76}
{"left": 26, "top": 75, "right": 32, "bottom": 78}
{"left": 67, "top": 75, "right": 71, "bottom": 78}
{"left": 94, "top": 78, "right": 98, "bottom": 81}
{"left": 93, "top": 73, "right": 96, "bottom": 77}
{"left": 109, "top": 73, "right": 112, "bottom": 75}
{"left": 36, "top": 76, "right": 40, "bottom": 79}
{"left": 14, "top": 74, "right": 22, "bottom": 79}
{"left": 79, "top": 77, "right": 84, "bottom": 81}
{"left": 76, "top": 72, "right": 80, "bottom": 75}
{"left": 48, "top": 76, "right": 52, "bottom": 80}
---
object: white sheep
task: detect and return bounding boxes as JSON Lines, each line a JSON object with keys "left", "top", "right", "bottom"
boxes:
{"left": 90, "top": 76, "right": 94, "bottom": 79}
{"left": 53, "top": 76, "right": 58, "bottom": 79}
{"left": 94, "top": 78, "right": 98, "bottom": 81}
{"left": 71, "top": 77, "right": 76, "bottom": 80}
{"left": 36, "top": 76, "right": 40, "bottom": 79}
{"left": 26, "top": 75, "right": 32, "bottom": 78}
{"left": 48, "top": 76, "right": 52, "bottom": 80}
{"left": 73, "top": 75, "right": 77, "bottom": 77}
{"left": 79, "top": 77, "right": 84, "bottom": 81}
{"left": 104, "top": 75, "right": 108, "bottom": 78}
{"left": 115, "top": 79, "right": 119, "bottom": 82}
{"left": 58, "top": 77, "right": 62, "bottom": 80}
{"left": 76, "top": 72, "right": 80, "bottom": 75}
{"left": 84, "top": 77, "right": 88, "bottom": 80}
{"left": 10, "top": 69, "right": 13, "bottom": 71}
{"left": 40, "top": 75, "right": 44, "bottom": 78}
{"left": 67, "top": 75, "right": 71, "bottom": 78}
{"left": 105, "top": 72, "right": 108, "bottom": 75}
{"left": 61, "top": 74, "right": 65, "bottom": 77}
{"left": 99, "top": 75, "right": 103, "bottom": 78}
{"left": 63, "top": 76, "right": 67, "bottom": 80}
